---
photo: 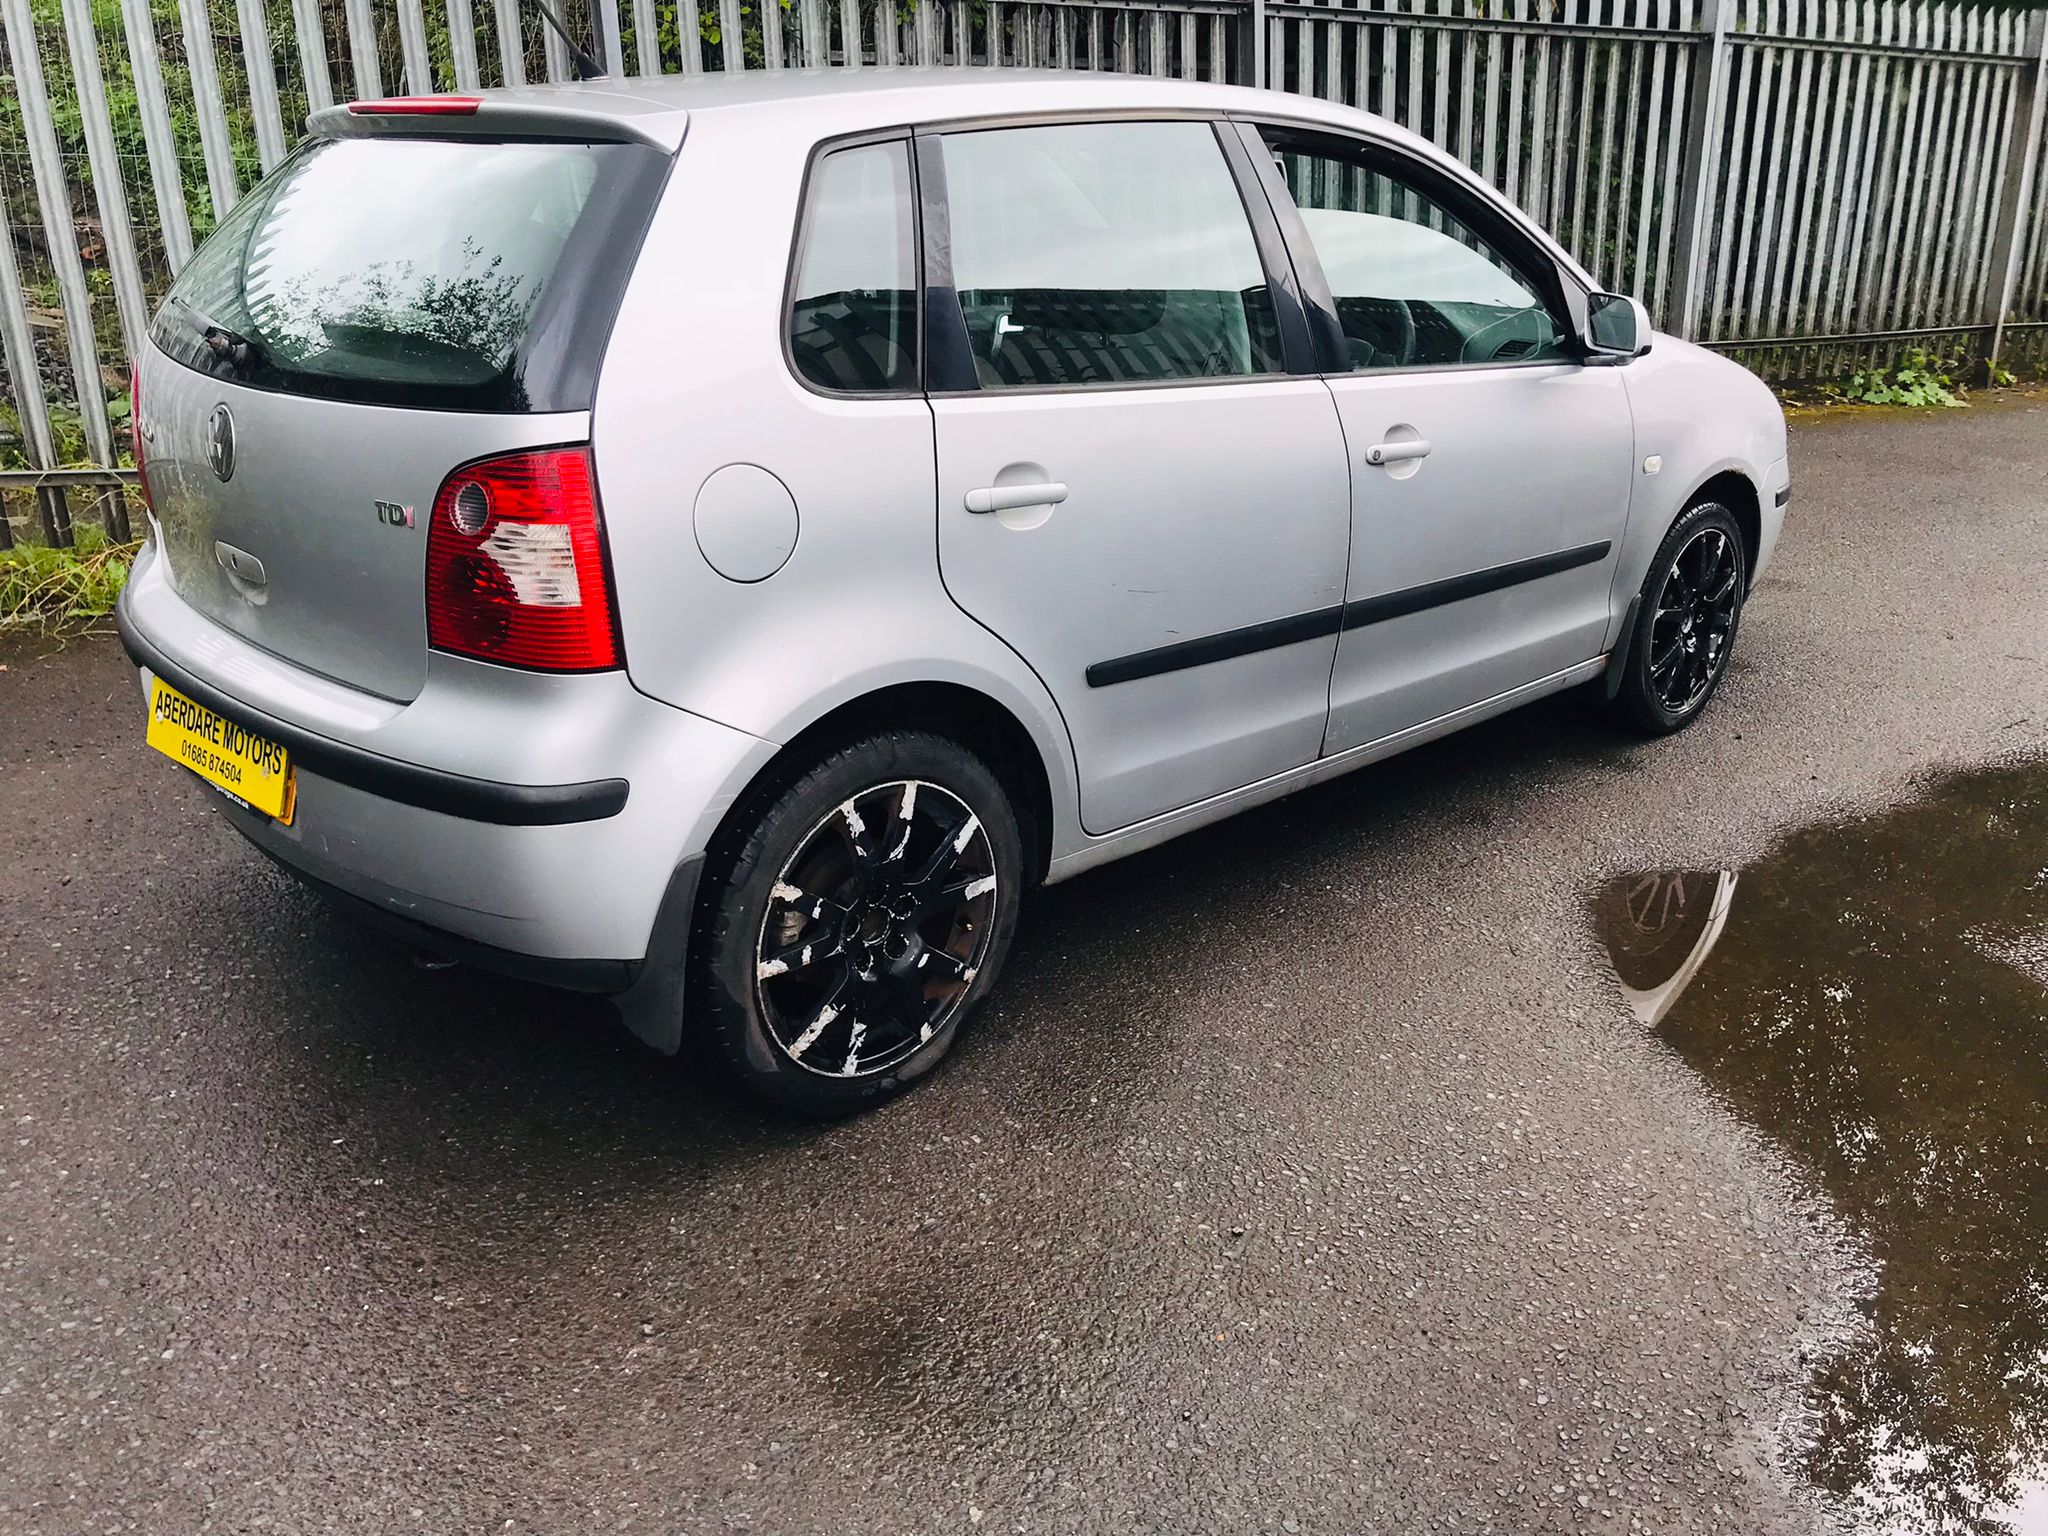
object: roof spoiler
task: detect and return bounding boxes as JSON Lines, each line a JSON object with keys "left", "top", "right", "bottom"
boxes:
{"left": 310, "top": 91, "right": 686, "bottom": 153}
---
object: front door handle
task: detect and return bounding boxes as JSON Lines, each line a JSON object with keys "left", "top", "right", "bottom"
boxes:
{"left": 964, "top": 481, "right": 1069, "bottom": 514}
{"left": 1364, "top": 439, "right": 1432, "bottom": 467}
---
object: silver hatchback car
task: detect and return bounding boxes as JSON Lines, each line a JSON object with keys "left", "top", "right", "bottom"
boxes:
{"left": 120, "top": 68, "right": 1787, "bottom": 1114}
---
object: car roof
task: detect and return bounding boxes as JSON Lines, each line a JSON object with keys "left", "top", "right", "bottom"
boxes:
{"left": 317, "top": 66, "right": 1396, "bottom": 152}
{"left": 310, "top": 67, "right": 1596, "bottom": 289}
{"left": 492, "top": 66, "right": 1320, "bottom": 122}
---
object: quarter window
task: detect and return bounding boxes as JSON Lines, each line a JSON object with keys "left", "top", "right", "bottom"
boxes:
{"left": 938, "top": 121, "right": 1284, "bottom": 390}
{"left": 789, "top": 141, "right": 919, "bottom": 394}
{"left": 1266, "top": 136, "right": 1571, "bottom": 371}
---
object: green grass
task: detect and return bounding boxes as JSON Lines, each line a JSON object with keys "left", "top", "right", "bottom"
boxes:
{"left": 0, "top": 528, "right": 139, "bottom": 634}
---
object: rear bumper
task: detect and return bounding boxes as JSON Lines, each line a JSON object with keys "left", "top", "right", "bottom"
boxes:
{"left": 118, "top": 594, "right": 627, "bottom": 827}
{"left": 116, "top": 538, "right": 774, "bottom": 990}
{"left": 239, "top": 830, "right": 650, "bottom": 994}
{"left": 235, "top": 813, "right": 707, "bottom": 1052}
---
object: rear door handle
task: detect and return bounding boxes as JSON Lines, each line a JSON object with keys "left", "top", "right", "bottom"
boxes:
{"left": 1364, "top": 439, "right": 1431, "bottom": 467}
{"left": 964, "top": 481, "right": 1068, "bottom": 514}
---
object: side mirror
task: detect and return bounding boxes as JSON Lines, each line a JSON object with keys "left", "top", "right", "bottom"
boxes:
{"left": 1582, "top": 291, "right": 1653, "bottom": 361}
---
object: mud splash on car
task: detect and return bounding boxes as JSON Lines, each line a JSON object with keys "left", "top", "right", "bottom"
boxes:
{"left": 1592, "top": 759, "right": 2048, "bottom": 1535}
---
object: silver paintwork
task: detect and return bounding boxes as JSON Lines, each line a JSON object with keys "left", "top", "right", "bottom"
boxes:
{"left": 931, "top": 379, "right": 1350, "bottom": 832}
{"left": 126, "top": 70, "right": 1787, "bottom": 998}
{"left": 139, "top": 350, "right": 589, "bottom": 703}
{"left": 1608, "top": 333, "right": 1790, "bottom": 597}
{"left": 123, "top": 540, "right": 775, "bottom": 961}
{"left": 1320, "top": 363, "right": 1634, "bottom": 754}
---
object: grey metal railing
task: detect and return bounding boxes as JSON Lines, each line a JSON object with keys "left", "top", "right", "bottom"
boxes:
{"left": 2, "top": 0, "right": 2045, "bottom": 548}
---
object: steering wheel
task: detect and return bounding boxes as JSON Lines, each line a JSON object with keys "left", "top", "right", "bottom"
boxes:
{"left": 1343, "top": 296, "right": 1416, "bottom": 369}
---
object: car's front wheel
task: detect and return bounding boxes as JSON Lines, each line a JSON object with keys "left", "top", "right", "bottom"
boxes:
{"left": 696, "top": 729, "right": 1024, "bottom": 1116}
{"left": 1613, "top": 500, "right": 1748, "bottom": 735}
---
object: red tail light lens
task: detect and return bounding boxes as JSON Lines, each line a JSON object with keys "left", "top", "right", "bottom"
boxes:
{"left": 130, "top": 368, "right": 152, "bottom": 513}
{"left": 425, "top": 447, "right": 621, "bottom": 672}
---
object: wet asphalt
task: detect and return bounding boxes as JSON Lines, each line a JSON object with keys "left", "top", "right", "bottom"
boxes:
{"left": 2, "top": 395, "right": 2045, "bottom": 1535}
{"left": 1591, "top": 759, "right": 2048, "bottom": 1534}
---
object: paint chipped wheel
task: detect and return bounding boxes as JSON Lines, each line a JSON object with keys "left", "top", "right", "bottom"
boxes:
{"left": 696, "top": 729, "right": 1023, "bottom": 1116}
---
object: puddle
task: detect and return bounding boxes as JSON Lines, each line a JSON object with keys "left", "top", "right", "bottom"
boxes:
{"left": 1592, "top": 759, "right": 2048, "bottom": 1536}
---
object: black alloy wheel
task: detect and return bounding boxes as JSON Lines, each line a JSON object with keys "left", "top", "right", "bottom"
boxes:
{"left": 755, "top": 778, "right": 998, "bottom": 1079}
{"left": 696, "top": 730, "right": 1023, "bottom": 1116}
{"left": 1647, "top": 525, "right": 1741, "bottom": 714}
{"left": 1616, "top": 501, "right": 1748, "bottom": 735}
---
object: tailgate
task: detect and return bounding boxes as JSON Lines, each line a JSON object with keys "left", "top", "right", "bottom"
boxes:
{"left": 137, "top": 128, "right": 667, "bottom": 702}
{"left": 139, "top": 356, "right": 582, "bottom": 702}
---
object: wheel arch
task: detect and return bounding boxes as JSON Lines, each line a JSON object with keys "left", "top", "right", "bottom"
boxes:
{"left": 1686, "top": 467, "right": 1762, "bottom": 590}
{"left": 701, "top": 679, "right": 1064, "bottom": 892}
{"left": 1604, "top": 464, "right": 1759, "bottom": 702}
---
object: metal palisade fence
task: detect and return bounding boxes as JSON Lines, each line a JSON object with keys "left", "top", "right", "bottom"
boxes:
{"left": 1, "top": 0, "right": 2045, "bottom": 545}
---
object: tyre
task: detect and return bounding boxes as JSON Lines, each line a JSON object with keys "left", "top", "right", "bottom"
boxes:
{"left": 695, "top": 729, "right": 1024, "bottom": 1117}
{"left": 1613, "top": 500, "right": 1748, "bottom": 736}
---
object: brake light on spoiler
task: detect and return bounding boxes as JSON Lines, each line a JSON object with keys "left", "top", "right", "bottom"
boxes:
{"left": 347, "top": 96, "right": 482, "bottom": 115}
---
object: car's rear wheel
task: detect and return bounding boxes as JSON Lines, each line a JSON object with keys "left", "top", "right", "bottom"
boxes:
{"left": 696, "top": 730, "right": 1023, "bottom": 1116}
{"left": 1614, "top": 501, "right": 1748, "bottom": 735}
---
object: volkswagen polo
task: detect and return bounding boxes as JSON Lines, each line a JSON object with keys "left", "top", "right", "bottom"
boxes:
{"left": 118, "top": 68, "right": 1788, "bottom": 1115}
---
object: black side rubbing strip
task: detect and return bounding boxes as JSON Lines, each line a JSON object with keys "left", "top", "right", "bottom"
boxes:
{"left": 1085, "top": 605, "right": 1344, "bottom": 688}
{"left": 1774, "top": 485, "right": 1791, "bottom": 507}
{"left": 1341, "top": 541, "right": 1612, "bottom": 630}
{"left": 1086, "top": 541, "right": 1614, "bottom": 688}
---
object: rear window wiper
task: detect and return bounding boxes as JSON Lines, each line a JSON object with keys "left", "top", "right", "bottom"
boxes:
{"left": 167, "top": 295, "right": 268, "bottom": 375}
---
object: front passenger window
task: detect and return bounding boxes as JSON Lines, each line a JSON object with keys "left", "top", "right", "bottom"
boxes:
{"left": 938, "top": 121, "right": 1285, "bottom": 390}
{"left": 1268, "top": 139, "right": 1571, "bottom": 371}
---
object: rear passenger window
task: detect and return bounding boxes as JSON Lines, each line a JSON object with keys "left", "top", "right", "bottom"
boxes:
{"left": 938, "top": 121, "right": 1284, "bottom": 390}
{"left": 788, "top": 141, "right": 919, "bottom": 394}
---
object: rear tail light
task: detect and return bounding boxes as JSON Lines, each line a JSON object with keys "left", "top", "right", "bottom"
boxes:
{"left": 425, "top": 447, "right": 621, "bottom": 672}
{"left": 129, "top": 368, "right": 152, "bottom": 513}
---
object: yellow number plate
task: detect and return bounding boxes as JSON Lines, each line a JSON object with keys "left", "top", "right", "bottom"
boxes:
{"left": 145, "top": 676, "right": 297, "bottom": 824}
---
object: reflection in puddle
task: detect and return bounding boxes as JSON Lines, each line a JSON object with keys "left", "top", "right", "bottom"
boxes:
{"left": 1593, "top": 760, "right": 2048, "bottom": 1536}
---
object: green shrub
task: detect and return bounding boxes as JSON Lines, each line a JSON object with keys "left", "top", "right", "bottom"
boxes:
{"left": 1830, "top": 349, "right": 1969, "bottom": 409}
{"left": 0, "top": 525, "right": 137, "bottom": 632}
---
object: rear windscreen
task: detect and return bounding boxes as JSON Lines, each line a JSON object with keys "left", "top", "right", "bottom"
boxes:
{"left": 151, "top": 135, "right": 668, "bottom": 412}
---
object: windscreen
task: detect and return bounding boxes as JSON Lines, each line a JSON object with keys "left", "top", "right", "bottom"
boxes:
{"left": 150, "top": 135, "right": 667, "bottom": 412}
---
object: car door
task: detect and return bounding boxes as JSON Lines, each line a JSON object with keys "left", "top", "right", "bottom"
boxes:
{"left": 1247, "top": 125, "right": 1636, "bottom": 756}
{"left": 923, "top": 118, "right": 1352, "bottom": 835}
